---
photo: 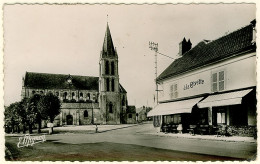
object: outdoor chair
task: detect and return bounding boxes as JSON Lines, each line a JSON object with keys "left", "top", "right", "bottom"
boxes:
{"left": 187, "top": 125, "right": 197, "bottom": 135}
{"left": 215, "top": 125, "right": 227, "bottom": 137}
{"left": 161, "top": 124, "right": 167, "bottom": 133}
{"left": 171, "top": 124, "right": 178, "bottom": 133}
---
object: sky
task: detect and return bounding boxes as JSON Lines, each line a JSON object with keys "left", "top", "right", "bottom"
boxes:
{"left": 3, "top": 4, "right": 256, "bottom": 108}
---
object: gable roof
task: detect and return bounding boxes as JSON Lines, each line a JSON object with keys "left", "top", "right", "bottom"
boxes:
{"left": 24, "top": 72, "right": 127, "bottom": 93}
{"left": 157, "top": 22, "right": 256, "bottom": 81}
{"left": 24, "top": 72, "right": 99, "bottom": 90}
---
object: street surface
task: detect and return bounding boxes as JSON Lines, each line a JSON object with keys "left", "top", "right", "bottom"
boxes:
{"left": 46, "top": 123, "right": 257, "bottom": 160}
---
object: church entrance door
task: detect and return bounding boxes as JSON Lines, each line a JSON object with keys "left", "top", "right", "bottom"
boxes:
{"left": 66, "top": 115, "right": 73, "bottom": 125}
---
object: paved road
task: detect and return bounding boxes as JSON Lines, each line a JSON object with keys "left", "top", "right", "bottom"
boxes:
{"left": 47, "top": 124, "right": 257, "bottom": 160}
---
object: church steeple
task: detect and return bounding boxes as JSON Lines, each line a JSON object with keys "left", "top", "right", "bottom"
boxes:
{"left": 102, "top": 23, "right": 117, "bottom": 57}
{"left": 99, "top": 22, "right": 122, "bottom": 124}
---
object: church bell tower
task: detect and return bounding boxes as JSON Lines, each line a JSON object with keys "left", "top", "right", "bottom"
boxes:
{"left": 99, "top": 23, "right": 121, "bottom": 124}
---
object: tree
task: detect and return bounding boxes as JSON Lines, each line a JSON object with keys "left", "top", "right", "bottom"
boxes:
{"left": 21, "top": 97, "right": 38, "bottom": 134}
{"left": 17, "top": 99, "right": 28, "bottom": 134}
{"left": 29, "top": 94, "right": 43, "bottom": 133}
{"left": 4, "top": 102, "right": 20, "bottom": 133}
{"left": 38, "top": 93, "right": 61, "bottom": 134}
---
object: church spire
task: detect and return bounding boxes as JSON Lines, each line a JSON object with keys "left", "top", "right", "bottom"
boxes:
{"left": 102, "top": 23, "right": 116, "bottom": 57}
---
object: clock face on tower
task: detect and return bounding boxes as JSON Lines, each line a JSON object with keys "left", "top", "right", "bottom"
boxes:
{"left": 67, "top": 79, "right": 72, "bottom": 84}
{"left": 67, "top": 75, "right": 73, "bottom": 84}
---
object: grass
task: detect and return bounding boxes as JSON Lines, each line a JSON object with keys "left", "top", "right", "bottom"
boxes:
{"left": 5, "top": 135, "right": 244, "bottom": 161}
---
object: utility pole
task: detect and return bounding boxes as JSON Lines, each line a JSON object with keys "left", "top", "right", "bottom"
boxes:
{"left": 149, "top": 42, "right": 174, "bottom": 105}
{"left": 149, "top": 42, "right": 159, "bottom": 104}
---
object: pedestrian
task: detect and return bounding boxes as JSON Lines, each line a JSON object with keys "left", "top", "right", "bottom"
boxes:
{"left": 95, "top": 124, "right": 98, "bottom": 133}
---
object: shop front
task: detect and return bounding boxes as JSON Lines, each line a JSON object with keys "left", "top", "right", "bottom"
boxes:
{"left": 197, "top": 88, "right": 256, "bottom": 137}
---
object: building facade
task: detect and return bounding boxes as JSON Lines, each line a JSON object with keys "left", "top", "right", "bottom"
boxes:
{"left": 21, "top": 24, "right": 132, "bottom": 125}
{"left": 148, "top": 20, "right": 256, "bottom": 137}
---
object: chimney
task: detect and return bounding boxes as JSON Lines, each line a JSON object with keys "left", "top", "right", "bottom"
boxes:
{"left": 179, "top": 37, "right": 192, "bottom": 56}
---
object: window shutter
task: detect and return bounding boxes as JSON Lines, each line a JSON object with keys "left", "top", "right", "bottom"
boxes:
{"left": 174, "top": 84, "right": 178, "bottom": 98}
{"left": 212, "top": 73, "right": 218, "bottom": 92}
{"left": 170, "top": 85, "right": 174, "bottom": 99}
{"left": 218, "top": 71, "right": 225, "bottom": 91}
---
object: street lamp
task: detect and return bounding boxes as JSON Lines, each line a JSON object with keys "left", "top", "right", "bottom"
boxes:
{"left": 91, "top": 100, "right": 94, "bottom": 124}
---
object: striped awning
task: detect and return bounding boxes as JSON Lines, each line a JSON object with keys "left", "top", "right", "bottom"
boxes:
{"left": 147, "top": 97, "right": 203, "bottom": 117}
{"left": 197, "top": 89, "right": 253, "bottom": 108}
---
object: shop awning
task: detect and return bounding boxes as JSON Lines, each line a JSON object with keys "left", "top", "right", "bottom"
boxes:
{"left": 197, "top": 89, "right": 253, "bottom": 108}
{"left": 147, "top": 97, "right": 204, "bottom": 117}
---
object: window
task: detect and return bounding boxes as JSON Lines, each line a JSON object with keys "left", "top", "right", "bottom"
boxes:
{"left": 105, "top": 61, "right": 109, "bottom": 74}
{"left": 72, "top": 92, "right": 75, "bottom": 99}
{"left": 106, "top": 78, "right": 110, "bottom": 91}
{"left": 129, "top": 114, "right": 132, "bottom": 118}
{"left": 214, "top": 108, "right": 226, "bottom": 125}
{"left": 111, "top": 79, "right": 115, "bottom": 92}
{"left": 32, "top": 90, "right": 35, "bottom": 95}
{"left": 171, "top": 114, "right": 181, "bottom": 124}
{"left": 217, "top": 112, "right": 226, "bottom": 124}
{"left": 122, "top": 95, "right": 125, "bottom": 106}
{"left": 111, "top": 61, "right": 115, "bottom": 75}
{"left": 80, "top": 92, "right": 83, "bottom": 97}
{"left": 212, "top": 71, "right": 225, "bottom": 92}
{"left": 84, "top": 110, "right": 88, "bottom": 117}
{"left": 87, "top": 93, "right": 90, "bottom": 100}
{"left": 109, "top": 103, "right": 113, "bottom": 113}
{"left": 64, "top": 92, "right": 67, "bottom": 99}
{"left": 170, "top": 84, "right": 178, "bottom": 99}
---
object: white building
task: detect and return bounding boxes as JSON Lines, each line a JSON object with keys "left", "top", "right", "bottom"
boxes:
{"left": 148, "top": 20, "right": 256, "bottom": 137}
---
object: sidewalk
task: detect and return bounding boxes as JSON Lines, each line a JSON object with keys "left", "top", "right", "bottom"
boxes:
{"left": 135, "top": 123, "right": 256, "bottom": 143}
{"left": 5, "top": 124, "right": 138, "bottom": 136}
{"left": 144, "top": 131, "right": 256, "bottom": 143}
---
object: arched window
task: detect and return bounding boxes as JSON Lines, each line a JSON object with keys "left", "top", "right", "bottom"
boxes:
{"left": 84, "top": 110, "right": 88, "bottom": 117}
{"left": 111, "top": 61, "right": 115, "bottom": 75}
{"left": 109, "top": 103, "right": 113, "bottom": 113}
{"left": 64, "top": 92, "right": 67, "bottom": 99}
{"left": 106, "top": 78, "right": 110, "bottom": 91}
{"left": 80, "top": 92, "right": 83, "bottom": 97}
{"left": 105, "top": 60, "right": 109, "bottom": 74}
{"left": 111, "top": 79, "right": 115, "bottom": 92}
{"left": 72, "top": 92, "right": 75, "bottom": 99}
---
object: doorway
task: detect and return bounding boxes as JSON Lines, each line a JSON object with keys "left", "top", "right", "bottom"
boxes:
{"left": 66, "top": 115, "right": 73, "bottom": 125}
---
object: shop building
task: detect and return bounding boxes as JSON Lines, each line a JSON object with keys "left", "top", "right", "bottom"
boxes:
{"left": 148, "top": 20, "right": 256, "bottom": 137}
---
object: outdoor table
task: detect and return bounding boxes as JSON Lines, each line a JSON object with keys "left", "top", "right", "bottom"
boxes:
{"left": 188, "top": 125, "right": 197, "bottom": 135}
{"left": 199, "top": 125, "right": 209, "bottom": 135}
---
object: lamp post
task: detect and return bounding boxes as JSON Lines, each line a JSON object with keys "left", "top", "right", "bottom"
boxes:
{"left": 91, "top": 100, "right": 94, "bottom": 125}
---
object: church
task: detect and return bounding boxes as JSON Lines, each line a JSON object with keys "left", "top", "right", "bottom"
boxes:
{"left": 21, "top": 23, "right": 136, "bottom": 125}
